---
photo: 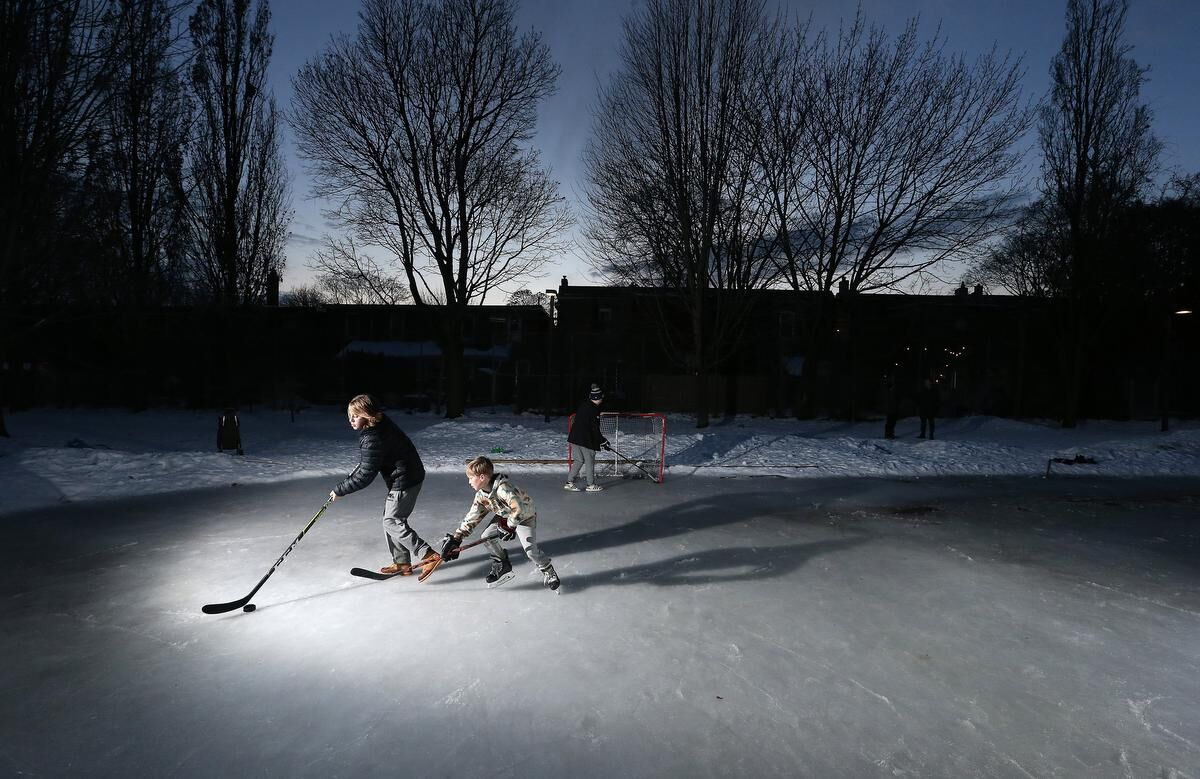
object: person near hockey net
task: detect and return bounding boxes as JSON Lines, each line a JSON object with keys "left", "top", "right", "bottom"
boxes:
{"left": 565, "top": 383, "right": 610, "bottom": 492}
{"left": 438, "top": 456, "right": 560, "bottom": 590}
{"left": 329, "top": 394, "right": 441, "bottom": 577}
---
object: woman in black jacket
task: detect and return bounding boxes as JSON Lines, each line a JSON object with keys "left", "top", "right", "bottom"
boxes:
{"left": 565, "top": 384, "right": 609, "bottom": 492}
{"left": 330, "top": 394, "right": 440, "bottom": 576}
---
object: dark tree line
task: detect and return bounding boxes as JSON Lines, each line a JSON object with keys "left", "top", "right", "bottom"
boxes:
{"left": 1, "top": 0, "right": 291, "bottom": 434}
{"left": 4, "top": 0, "right": 1193, "bottom": 433}
{"left": 0, "top": 0, "right": 290, "bottom": 309}
{"left": 969, "top": 0, "right": 1193, "bottom": 427}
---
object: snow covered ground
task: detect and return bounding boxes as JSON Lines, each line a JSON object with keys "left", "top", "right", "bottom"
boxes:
{"left": 3, "top": 406, "right": 1200, "bottom": 516}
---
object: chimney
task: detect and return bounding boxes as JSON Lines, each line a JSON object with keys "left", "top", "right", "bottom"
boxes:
{"left": 972, "top": 284, "right": 983, "bottom": 297}
{"left": 838, "top": 278, "right": 850, "bottom": 295}
{"left": 954, "top": 283, "right": 968, "bottom": 297}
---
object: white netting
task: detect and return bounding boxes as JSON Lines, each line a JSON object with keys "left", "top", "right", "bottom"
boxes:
{"left": 570, "top": 412, "right": 666, "bottom": 482}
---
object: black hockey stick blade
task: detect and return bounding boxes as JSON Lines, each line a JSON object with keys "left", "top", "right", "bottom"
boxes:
{"left": 202, "top": 595, "right": 253, "bottom": 614}
{"left": 350, "top": 567, "right": 399, "bottom": 580}
{"left": 349, "top": 537, "right": 492, "bottom": 581}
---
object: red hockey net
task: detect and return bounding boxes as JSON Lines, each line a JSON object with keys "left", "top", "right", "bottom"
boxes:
{"left": 567, "top": 412, "right": 667, "bottom": 483}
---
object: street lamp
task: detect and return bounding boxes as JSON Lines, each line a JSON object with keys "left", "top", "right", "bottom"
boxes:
{"left": 544, "top": 289, "right": 557, "bottom": 422}
{"left": 1161, "top": 308, "right": 1193, "bottom": 432}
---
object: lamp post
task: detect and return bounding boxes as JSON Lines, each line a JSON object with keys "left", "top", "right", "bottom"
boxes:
{"left": 1161, "top": 308, "right": 1193, "bottom": 432}
{"left": 544, "top": 289, "right": 557, "bottom": 422}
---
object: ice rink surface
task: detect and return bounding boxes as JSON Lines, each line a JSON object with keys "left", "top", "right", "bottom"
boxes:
{"left": 2, "top": 472, "right": 1198, "bottom": 777}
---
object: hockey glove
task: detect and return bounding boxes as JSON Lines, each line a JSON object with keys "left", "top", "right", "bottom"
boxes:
{"left": 496, "top": 518, "right": 517, "bottom": 542}
{"left": 439, "top": 533, "right": 462, "bottom": 561}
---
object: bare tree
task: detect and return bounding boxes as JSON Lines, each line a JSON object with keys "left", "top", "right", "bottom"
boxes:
{"left": 1039, "top": 0, "right": 1160, "bottom": 426}
{"left": 968, "top": 198, "right": 1066, "bottom": 297}
{"left": 81, "top": 0, "right": 192, "bottom": 305}
{"left": 309, "top": 236, "right": 411, "bottom": 305}
{"left": 0, "top": 0, "right": 118, "bottom": 437}
{"left": 0, "top": 0, "right": 115, "bottom": 305}
{"left": 506, "top": 288, "right": 555, "bottom": 322}
{"left": 584, "top": 0, "right": 782, "bottom": 428}
{"left": 507, "top": 288, "right": 548, "bottom": 308}
{"left": 781, "top": 12, "right": 1030, "bottom": 297}
{"left": 290, "top": 0, "right": 570, "bottom": 418}
{"left": 186, "top": 0, "right": 291, "bottom": 305}
{"left": 280, "top": 284, "right": 330, "bottom": 307}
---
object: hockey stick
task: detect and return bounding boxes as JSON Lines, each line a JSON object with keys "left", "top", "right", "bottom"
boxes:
{"left": 605, "top": 444, "right": 660, "bottom": 482}
{"left": 202, "top": 496, "right": 333, "bottom": 614}
{"left": 350, "top": 536, "right": 496, "bottom": 579}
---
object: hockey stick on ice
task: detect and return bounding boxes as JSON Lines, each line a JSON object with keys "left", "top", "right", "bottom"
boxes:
{"left": 202, "top": 496, "right": 333, "bottom": 614}
{"left": 350, "top": 536, "right": 495, "bottom": 579}
{"left": 605, "top": 444, "right": 660, "bottom": 482}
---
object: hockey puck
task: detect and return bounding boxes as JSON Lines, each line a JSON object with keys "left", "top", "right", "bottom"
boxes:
{"left": 243, "top": 604, "right": 256, "bottom": 612}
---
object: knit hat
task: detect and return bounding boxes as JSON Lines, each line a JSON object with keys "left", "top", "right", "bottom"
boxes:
{"left": 589, "top": 384, "right": 604, "bottom": 401}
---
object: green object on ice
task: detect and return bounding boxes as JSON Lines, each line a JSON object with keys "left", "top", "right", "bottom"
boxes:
{"left": 490, "top": 446, "right": 510, "bottom": 454}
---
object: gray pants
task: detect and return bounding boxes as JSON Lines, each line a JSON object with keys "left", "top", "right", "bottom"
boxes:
{"left": 382, "top": 482, "right": 431, "bottom": 564}
{"left": 482, "top": 515, "right": 551, "bottom": 571}
{"left": 566, "top": 444, "right": 598, "bottom": 486}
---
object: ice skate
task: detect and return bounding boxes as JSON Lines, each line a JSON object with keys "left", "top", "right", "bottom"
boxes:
{"left": 485, "top": 558, "right": 515, "bottom": 588}
{"left": 541, "top": 565, "right": 560, "bottom": 592}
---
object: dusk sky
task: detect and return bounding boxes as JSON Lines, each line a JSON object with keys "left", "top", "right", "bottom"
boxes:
{"left": 267, "top": 0, "right": 1200, "bottom": 297}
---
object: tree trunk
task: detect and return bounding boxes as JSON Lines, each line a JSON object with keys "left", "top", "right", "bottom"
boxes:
{"left": 1014, "top": 311, "right": 1027, "bottom": 418}
{"left": 692, "top": 295, "right": 709, "bottom": 428}
{"left": 441, "top": 311, "right": 466, "bottom": 419}
{"left": 1060, "top": 301, "right": 1081, "bottom": 428}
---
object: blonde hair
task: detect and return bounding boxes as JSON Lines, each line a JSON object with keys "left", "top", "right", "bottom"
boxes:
{"left": 464, "top": 456, "right": 495, "bottom": 478}
{"left": 347, "top": 394, "right": 383, "bottom": 426}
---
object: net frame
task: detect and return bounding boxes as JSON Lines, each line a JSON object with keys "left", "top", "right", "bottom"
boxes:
{"left": 567, "top": 412, "right": 667, "bottom": 482}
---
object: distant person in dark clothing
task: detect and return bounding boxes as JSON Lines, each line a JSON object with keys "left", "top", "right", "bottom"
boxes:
{"left": 565, "top": 384, "right": 610, "bottom": 492}
{"left": 919, "top": 378, "right": 940, "bottom": 439}
{"left": 883, "top": 373, "right": 899, "bottom": 439}
{"left": 330, "top": 394, "right": 440, "bottom": 577}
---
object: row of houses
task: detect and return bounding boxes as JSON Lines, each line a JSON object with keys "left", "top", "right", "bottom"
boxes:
{"left": 4, "top": 279, "right": 1196, "bottom": 420}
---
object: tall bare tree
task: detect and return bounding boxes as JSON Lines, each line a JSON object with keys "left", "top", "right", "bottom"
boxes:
{"left": 0, "top": 0, "right": 115, "bottom": 305}
{"left": 780, "top": 12, "right": 1029, "bottom": 297}
{"left": 290, "top": 0, "right": 569, "bottom": 418}
{"left": 186, "top": 0, "right": 291, "bottom": 305}
{"left": 0, "top": 0, "right": 117, "bottom": 436}
{"left": 757, "top": 11, "right": 1030, "bottom": 419}
{"left": 81, "top": 0, "right": 192, "bottom": 305}
{"left": 1039, "top": 0, "right": 1160, "bottom": 426}
{"left": 584, "top": 0, "right": 782, "bottom": 428}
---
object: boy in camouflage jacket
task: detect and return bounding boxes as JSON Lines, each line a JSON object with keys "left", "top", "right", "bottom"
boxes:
{"left": 437, "top": 456, "right": 559, "bottom": 591}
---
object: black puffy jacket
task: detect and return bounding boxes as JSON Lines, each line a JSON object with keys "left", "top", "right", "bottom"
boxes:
{"left": 334, "top": 414, "right": 425, "bottom": 496}
{"left": 568, "top": 400, "right": 606, "bottom": 450}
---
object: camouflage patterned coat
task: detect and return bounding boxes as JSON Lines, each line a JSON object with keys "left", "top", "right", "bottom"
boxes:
{"left": 454, "top": 473, "right": 536, "bottom": 538}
